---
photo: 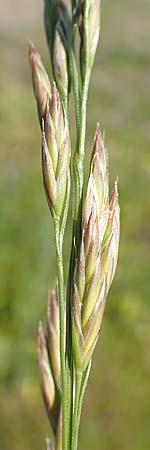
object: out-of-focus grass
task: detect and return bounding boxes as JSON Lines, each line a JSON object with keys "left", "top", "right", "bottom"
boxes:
{"left": 0, "top": 0, "right": 150, "bottom": 449}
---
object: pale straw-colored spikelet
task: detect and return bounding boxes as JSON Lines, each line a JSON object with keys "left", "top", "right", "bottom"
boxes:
{"left": 72, "top": 125, "right": 120, "bottom": 372}
{"left": 79, "top": 0, "right": 101, "bottom": 77}
{"left": 88, "top": 0, "right": 101, "bottom": 68}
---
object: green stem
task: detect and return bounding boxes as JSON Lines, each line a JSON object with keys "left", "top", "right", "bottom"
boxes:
{"left": 73, "top": 67, "right": 90, "bottom": 236}
{"left": 60, "top": 170, "right": 71, "bottom": 243}
{"left": 65, "top": 24, "right": 81, "bottom": 450}
{"left": 54, "top": 219, "right": 68, "bottom": 450}
{"left": 71, "top": 364, "right": 91, "bottom": 450}
{"left": 70, "top": 48, "right": 81, "bottom": 136}
{"left": 66, "top": 6, "right": 91, "bottom": 449}
{"left": 68, "top": 28, "right": 91, "bottom": 450}
{"left": 64, "top": 94, "right": 69, "bottom": 118}
{"left": 77, "top": 361, "right": 91, "bottom": 430}
{"left": 66, "top": 221, "right": 79, "bottom": 450}
{"left": 71, "top": 372, "right": 82, "bottom": 450}
{"left": 78, "top": 68, "right": 90, "bottom": 160}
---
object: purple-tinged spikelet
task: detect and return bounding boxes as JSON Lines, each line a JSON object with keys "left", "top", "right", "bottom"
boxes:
{"left": 47, "top": 283, "right": 61, "bottom": 391}
{"left": 28, "top": 40, "right": 51, "bottom": 124}
{"left": 38, "top": 322, "right": 60, "bottom": 432}
{"left": 42, "top": 83, "right": 70, "bottom": 218}
{"left": 38, "top": 322, "right": 55, "bottom": 416}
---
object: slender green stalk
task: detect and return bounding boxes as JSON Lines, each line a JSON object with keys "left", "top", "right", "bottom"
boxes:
{"left": 66, "top": 216, "right": 81, "bottom": 450}
{"left": 71, "top": 372, "right": 82, "bottom": 450}
{"left": 77, "top": 361, "right": 91, "bottom": 427}
{"left": 60, "top": 171, "right": 71, "bottom": 243}
{"left": 70, "top": 48, "right": 81, "bottom": 136}
{"left": 71, "top": 363, "right": 91, "bottom": 450}
{"left": 65, "top": 20, "right": 82, "bottom": 450}
{"left": 54, "top": 219, "right": 68, "bottom": 450}
{"left": 67, "top": 10, "right": 91, "bottom": 449}
{"left": 72, "top": 66, "right": 91, "bottom": 249}
{"left": 79, "top": 69, "right": 91, "bottom": 159}
{"left": 73, "top": 0, "right": 92, "bottom": 223}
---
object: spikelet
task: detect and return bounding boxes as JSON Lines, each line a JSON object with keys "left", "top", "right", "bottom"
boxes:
{"left": 38, "top": 322, "right": 60, "bottom": 432}
{"left": 53, "top": 26, "right": 68, "bottom": 101}
{"left": 88, "top": 0, "right": 101, "bottom": 68}
{"left": 28, "top": 40, "right": 51, "bottom": 124}
{"left": 44, "top": 0, "right": 71, "bottom": 100}
{"left": 100, "top": 180, "right": 120, "bottom": 293}
{"left": 72, "top": 126, "right": 120, "bottom": 372}
{"left": 42, "top": 83, "right": 70, "bottom": 218}
{"left": 79, "top": 0, "right": 101, "bottom": 78}
{"left": 53, "top": 2, "right": 71, "bottom": 100}
{"left": 47, "top": 283, "right": 61, "bottom": 391}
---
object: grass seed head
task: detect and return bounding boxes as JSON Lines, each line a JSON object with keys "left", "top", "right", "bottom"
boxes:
{"left": 72, "top": 126, "right": 120, "bottom": 372}
{"left": 88, "top": 0, "right": 101, "bottom": 68}
{"left": 47, "top": 283, "right": 61, "bottom": 391}
{"left": 28, "top": 40, "right": 51, "bottom": 125}
{"left": 79, "top": 0, "right": 101, "bottom": 77}
{"left": 53, "top": 26, "right": 68, "bottom": 102}
{"left": 42, "top": 83, "right": 70, "bottom": 218}
{"left": 38, "top": 322, "right": 55, "bottom": 415}
{"left": 38, "top": 321, "right": 61, "bottom": 432}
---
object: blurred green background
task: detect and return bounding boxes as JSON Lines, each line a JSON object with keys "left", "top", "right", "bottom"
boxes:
{"left": 0, "top": 0, "right": 150, "bottom": 449}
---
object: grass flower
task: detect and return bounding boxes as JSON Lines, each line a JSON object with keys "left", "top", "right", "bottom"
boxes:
{"left": 29, "top": 1, "right": 120, "bottom": 449}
